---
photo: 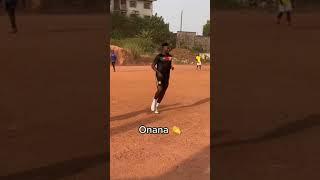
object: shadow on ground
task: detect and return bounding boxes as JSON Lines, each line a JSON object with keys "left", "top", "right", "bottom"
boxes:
{"left": 110, "top": 103, "right": 180, "bottom": 121}
{"left": 1, "top": 154, "right": 105, "bottom": 180}
{"left": 161, "top": 98, "right": 210, "bottom": 113}
{"left": 214, "top": 114, "right": 320, "bottom": 149}
{"left": 110, "top": 98, "right": 210, "bottom": 136}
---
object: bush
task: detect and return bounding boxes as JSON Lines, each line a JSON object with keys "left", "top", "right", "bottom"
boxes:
{"left": 111, "top": 13, "right": 176, "bottom": 47}
{"left": 111, "top": 38, "right": 156, "bottom": 59}
{"left": 203, "top": 20, "right": 210, "bottom": 37}
{"left": 111, "top": 13, "right": 142, "bottom": 39}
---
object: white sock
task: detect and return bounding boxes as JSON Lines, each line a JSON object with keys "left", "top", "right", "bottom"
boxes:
{"left": 156, "top": 103, "right": 160, "bottom": 107}
{"left": 151, "top": 99, "right": 157, "bottom": 111}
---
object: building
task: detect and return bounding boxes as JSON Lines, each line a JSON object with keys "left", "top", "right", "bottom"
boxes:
{"left": 176, "top": 31, "right": 210, "bottom": 53}
{"left": 110, "top": 0, "right": 156, "bottom": 18}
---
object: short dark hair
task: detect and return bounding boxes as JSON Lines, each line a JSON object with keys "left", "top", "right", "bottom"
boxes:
{"left": 162, "top": 42, "right": 169, "bottom": 47}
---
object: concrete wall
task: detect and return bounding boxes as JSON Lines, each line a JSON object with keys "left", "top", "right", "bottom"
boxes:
{"left": 176, "top": 31, "right": 210, "bottom": 53}
{"left": 194, "top": 36, "right": 210, "bottom": 53}
{"left": 176, "top": 31, "right": 196, "bottom": 50}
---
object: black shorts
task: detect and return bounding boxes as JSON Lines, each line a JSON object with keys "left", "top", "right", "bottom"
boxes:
{"left": 156, "top": 71, "right": 170, "bottom": 87}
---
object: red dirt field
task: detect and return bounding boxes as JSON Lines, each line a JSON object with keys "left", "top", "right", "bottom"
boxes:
{"left": 110, "top": 65, "right": 210, "bottom": 179}
{"left": 1, "top": 15, "right": 107, "bottom": 179}
{"left": 213, "top": 11, "right": 320, "bottom": 179}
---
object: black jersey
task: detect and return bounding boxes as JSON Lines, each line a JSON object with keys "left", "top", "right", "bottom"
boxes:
{"left": 153, "top": 53, "right": 173, "bottom": 74}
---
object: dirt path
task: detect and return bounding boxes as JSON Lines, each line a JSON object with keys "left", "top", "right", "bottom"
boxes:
{"left": 0, "top": 15, "right": 107, "bottom": 179}
{"left": 110, "top": 65, "right": 210, "bottom": 179}
{"left": 213, "top": 11, "right": 320, "bottom": 180}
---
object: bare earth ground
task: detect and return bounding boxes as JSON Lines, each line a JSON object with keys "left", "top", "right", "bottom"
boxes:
{"left": 213, "top": 11, "right": 320, "bottom": 179}
{"left": 0, "top": 15, "right": 107, "bottom": 179}
{"left": 110, "top": 65, "right": 210, "bottom": 179}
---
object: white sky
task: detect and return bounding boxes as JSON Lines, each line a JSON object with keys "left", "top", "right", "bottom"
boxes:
{"left": 153, "top": 0, "right": 210, "bottom": 35}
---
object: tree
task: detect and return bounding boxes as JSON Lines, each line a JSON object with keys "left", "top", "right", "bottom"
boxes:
{"left": 111, "top": 13, "right": 175, "bottom": 47}
{"left": 202, "top": 20, "right": 210, "bottom": 37}
{"left": 142, "top": 14, "right": 172, "bottom": 45}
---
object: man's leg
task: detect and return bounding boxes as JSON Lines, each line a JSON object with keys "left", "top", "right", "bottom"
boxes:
{"left": 286, "top": 11, "right": 292, "bottom": 25}
{"left": 154, "top": 85, "right": 168, "bottom": 114}
{"left": 277, "top": 12, "right": 283, "bottom": 24}
{"left": 151, "top": 73, "right": 163, "bottom": 111}
{"left": 151, "top": 85, "right": 163, "bottom": 112}
{"left": 156, "top": 85, "right": 168, "bottom": 104}
{"left": 153, "top": 85, "right": 163, "bottom": 100}
{"left": 7, "top": 6, "right": 17, "bottom": 33}
{"left": 112, "top": 62, "right": 116, "bottom": 72}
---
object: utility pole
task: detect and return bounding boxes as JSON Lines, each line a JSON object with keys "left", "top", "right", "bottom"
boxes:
{"left": 180, "top": 10, "right": 183, "bottom": 32}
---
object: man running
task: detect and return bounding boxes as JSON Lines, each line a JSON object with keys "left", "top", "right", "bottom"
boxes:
{"left": 110, "top": 50, "right": 117, "bottom": 72}
{"left": 4, "top": 0, "right": 18, "bottom": 33}
{"left": 277, "top": 0, "right": 294, "bottom": 26}
{"left": 151, "top": 43, "right": 174, "bottom": 114}
{"left": 196, "top": 54, "right": 202, "bottom": 70}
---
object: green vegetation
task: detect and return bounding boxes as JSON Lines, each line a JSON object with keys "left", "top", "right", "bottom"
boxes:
{"left": 111, "top": 38, "right": 156, "bottom": 59}
{"left": 203, "top": 20, "right": 210, "bottom": 37}
{"left": 111, "top": 13, "right": 176, "bottom": 59}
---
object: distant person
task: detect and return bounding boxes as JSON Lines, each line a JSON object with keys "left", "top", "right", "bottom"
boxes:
{"left": 277, "top": 0, "right": 294, "bottom": 26}
{"left": 4, "top": 0, "right": 18, "bottom": 33}
{"left": 110, "top": 50, "right": 117, "bottom": 72}
{"left": 150, "top": 42, "right": 174, "bottom": 114}
{"left": 196, "top": 54, "right": 202, "bottom": 70}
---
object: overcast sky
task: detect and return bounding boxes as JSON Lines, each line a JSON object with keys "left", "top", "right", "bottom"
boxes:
{"left": 153, "top": 0, "right": 210, "bottom": 35}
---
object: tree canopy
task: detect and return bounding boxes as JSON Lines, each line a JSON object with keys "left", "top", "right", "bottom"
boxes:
{"left": 202, "top": 20, "right": 210, "bottom": 37}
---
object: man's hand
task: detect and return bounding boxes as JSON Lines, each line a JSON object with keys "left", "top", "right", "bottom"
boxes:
{"left": 171, "top": 66, "right": 174, "bottom": 70}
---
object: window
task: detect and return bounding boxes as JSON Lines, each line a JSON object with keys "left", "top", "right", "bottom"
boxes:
{"left": 130, "top": 1, "right": 137, "bottom": 8}
{"left": 121, "top": 11, "right": 127, "bottom": 15}
{"left": 121, "top": 0, "right": 126, "bottom": 4}
{"left": 130, "top": 10, "right": 139, "bottom": 17}
{"left": 144, "top": 15, "right": 151, "bottom": 19}
{"left": 144, "top": 2, "right": 151, "bottom": 9}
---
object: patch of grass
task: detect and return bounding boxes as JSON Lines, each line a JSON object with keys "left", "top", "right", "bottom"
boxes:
{"left": 111, "top": 38, "right": 156, "bottom": 59}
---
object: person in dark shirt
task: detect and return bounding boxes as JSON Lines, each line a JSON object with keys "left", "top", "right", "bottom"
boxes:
{"left": 4, "top": 0, "right": 18, "bottom": 33}
{"left": 110, "top": 50, "right": 117, "bottom": 72}
{"left": 150, "top": 42, "right": 174, "bottom": 114}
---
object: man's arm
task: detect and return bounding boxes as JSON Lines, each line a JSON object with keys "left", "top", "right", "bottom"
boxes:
{"left": 151, "top": 55, "right": 160, "bottom": 73}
